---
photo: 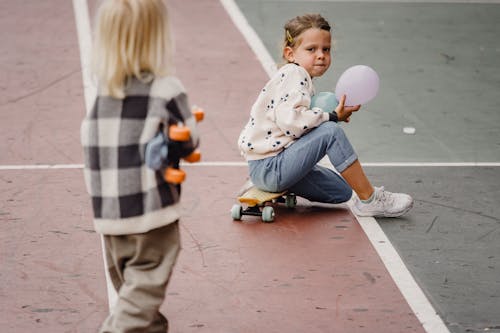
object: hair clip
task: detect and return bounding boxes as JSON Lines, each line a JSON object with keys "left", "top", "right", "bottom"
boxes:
{"left": 286, "top": 30, "right": 294, "bottom": 44}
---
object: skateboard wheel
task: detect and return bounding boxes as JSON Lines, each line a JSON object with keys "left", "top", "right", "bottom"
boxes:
{"left": 285, "top": 194, "right": 297, "bottom": 208}
{"left": 192, "top": 107, "right": 205, "bottom": 122}
{"left": 231, "top": 204, "right": 242, "bottom": 220}
{"left": 164, "top": 167, "right": 186, "bottom": 184}
{"left": 169, "top": 125, "right": 190, "bottom": 141}
{"left": 184, "top": 149, "right": 201, "bottom": 163}
{"left": 261, "top": 206, "right": 275, "bottom": 223}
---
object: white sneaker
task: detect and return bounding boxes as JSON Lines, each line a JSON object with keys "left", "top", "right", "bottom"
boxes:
{"left": 352, "top": 186, "right": 413, "bottom": 217}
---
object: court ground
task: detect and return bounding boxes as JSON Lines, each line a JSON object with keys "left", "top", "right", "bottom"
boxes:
{"left": 0, "top": 1, "right": 499, "bottom": 332}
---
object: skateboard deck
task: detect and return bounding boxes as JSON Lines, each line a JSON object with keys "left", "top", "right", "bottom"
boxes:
{"left": 238, "top": 186, "right": 287, "bottom": 206}
{"left": 231, "top": 185, "right": 296, "bottom": 222}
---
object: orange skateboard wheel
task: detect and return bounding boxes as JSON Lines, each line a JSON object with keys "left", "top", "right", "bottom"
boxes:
{"left": 192, "top": 107, "right": 205, "bottom": 122}
{"left": 169, "top": 125, "right": 190, "bottom": 141}
{"left": 184, "top": 149, "right": 201, "bottom": 163}
{"left": 164, "top": 167, "right": 186, "bottom": 184}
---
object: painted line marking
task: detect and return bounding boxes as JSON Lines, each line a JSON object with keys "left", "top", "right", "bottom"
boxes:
{"left": 1, "top": 161, "right": 500, "bottom": 171}
{"left": 267, "top": 0, "right": 500, "bottom": 3}
{"left": 0, "top": 164, "right": 84, "bottom": 170}
{"left": 360, "top": 162, "right": 500, "bottom": 167}
{"left": 356, "top": 216, "right": 450, "bottom": 333}
{"left": 72, "top": 0, "right": 96, "bottom": 113}
{"left": 219, "top": 0, "right": 277, "bottom": 77}
{"left": 72, "top": 0, "right": 116, "bottom": 311}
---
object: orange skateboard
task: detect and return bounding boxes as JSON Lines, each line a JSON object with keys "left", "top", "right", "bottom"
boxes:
{"left": 145, "top": 106, "right": 204, "bottom": 184}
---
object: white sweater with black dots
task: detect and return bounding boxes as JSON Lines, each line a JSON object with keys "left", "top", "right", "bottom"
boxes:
{"left": 238, "top": 63, "right": 330, "bottom": 161}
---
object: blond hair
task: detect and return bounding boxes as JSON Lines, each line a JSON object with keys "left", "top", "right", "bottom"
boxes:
{"left": 282, "top": 14, "right": 331, "bottom": 61}
{"left": 92, "top": 0, "right": 173, "bottom": 98}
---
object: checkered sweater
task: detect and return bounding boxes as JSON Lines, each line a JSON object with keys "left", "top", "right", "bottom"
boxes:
{"left": 81, "top": 76, "right": 199, "bottom": 235}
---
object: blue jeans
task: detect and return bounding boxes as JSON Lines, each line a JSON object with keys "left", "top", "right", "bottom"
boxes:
{"left": 248, "top": 122, "right": 357, "bottom": 204}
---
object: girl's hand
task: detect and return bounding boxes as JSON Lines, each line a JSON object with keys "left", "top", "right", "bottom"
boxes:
{"left": 335, "top": 94, "right": 361, "bottom": 123}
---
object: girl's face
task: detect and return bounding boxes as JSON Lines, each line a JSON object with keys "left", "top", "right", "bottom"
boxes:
{"left": 284, "top": 28, "right": 331, "bottom": 78}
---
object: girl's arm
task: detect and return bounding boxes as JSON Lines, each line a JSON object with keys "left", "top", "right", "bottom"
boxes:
{"left": 274, "top": 68, "right": 329, "bottom": 138}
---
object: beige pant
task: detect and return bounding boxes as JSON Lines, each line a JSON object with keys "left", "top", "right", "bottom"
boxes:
{"left": 100, "top": 222, "right": 181, "bottom": 333}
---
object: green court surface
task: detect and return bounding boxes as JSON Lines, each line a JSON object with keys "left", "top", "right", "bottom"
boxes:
{"left": 236, "top": 1, "right": 500, "bottom": 163}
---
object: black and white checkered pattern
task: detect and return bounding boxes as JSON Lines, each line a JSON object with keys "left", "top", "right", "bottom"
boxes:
{"left": 81, "top": 76, "right": 199, "bottom": 235}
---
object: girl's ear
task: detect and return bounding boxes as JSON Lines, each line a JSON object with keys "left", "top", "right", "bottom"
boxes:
{"left": 283, "top": 46, "right": 295, "bottom": 63}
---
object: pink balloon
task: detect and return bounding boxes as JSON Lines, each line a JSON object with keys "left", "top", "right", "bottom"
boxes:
{"left": 335, "top": 65, "right": 380, "bottom": 106}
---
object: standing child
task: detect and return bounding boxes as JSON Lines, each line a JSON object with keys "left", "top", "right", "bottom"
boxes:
{"left": 238, "top": 13, "right": 413, "bottom": 217}
{"left": 81, "top": 0, "right": 199, "bottom": 332}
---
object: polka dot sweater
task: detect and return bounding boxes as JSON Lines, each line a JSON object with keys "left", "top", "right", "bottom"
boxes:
{"left": 238, "top": 63, "right": 329, "bottom": 160}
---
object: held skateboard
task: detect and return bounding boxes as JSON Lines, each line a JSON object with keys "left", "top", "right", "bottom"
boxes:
{"left": 145, "top": 106, "right": 204, "bottom": 184}
{"left": 231, "top": 186, "right": 297, "bottom": 223}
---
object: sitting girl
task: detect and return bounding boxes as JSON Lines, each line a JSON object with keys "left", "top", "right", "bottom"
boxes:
{"left": 238, "top": 14, "right": 413, "bottom": 217}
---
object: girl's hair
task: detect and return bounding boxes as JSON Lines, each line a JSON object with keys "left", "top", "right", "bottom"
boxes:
{"left": 282, "top": 14, "right": 331, "bottom": 61}
{"left": 92, "top": 0, "right": 173, "bottom": 99}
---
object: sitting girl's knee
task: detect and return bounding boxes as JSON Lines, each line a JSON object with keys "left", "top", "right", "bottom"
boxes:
{"left": 338, "top": 189, "right": 353, "bottom": 203}
{"left": 328, "top": 188, "right": 353, "bottom": 204}
{"left": 321, "top": 188, "right": 352, "bottom": 204}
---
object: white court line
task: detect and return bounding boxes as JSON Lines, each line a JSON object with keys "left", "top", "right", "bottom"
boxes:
{"left": 360, "top": 162, "right": 500, "bottom": 167}
{"left": 219, "top": 0, "right": 277, "bottom": 77}
{"left": 265, "top": 0, "right": 500, "bottom": 2}
{"left": 356, "top": 216, "right": 451, "bottom": 333}
{"left": 1, "top": 161, "right": 500, "bottom": 171}
{"left": 219, "top": 1, "right": 452, "bottom": 332}
{"left": 186, "top": 161, "right": 500, "bottom": 167}
{"left": 72, "top": 0, "right": 117, "bottom": 311}
{"left": 0, "top": 164, "right": 84, "bottom": 170}
{"left": 72, "top": 0, "right": 96, "bottom": 113}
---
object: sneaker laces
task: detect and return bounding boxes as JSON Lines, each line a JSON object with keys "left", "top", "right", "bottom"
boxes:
{"left": 376, "top": 187, "right": 395, "bottom": 206}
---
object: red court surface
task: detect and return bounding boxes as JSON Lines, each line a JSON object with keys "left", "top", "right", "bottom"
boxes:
{"left": 165, "top": 166, "right": 425, "bottom": 332}
{"left": 0, "top": 0, "right": 430, "bottom": 332}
